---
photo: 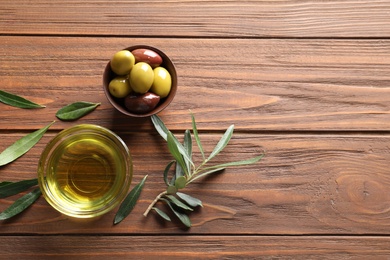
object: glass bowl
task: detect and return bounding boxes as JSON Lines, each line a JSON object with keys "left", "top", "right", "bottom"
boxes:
{"left": 103, "top": 45, "right": 177, "bottom": 117}
{"left": 38, "top": 124, "right": 132, "bottom": 219}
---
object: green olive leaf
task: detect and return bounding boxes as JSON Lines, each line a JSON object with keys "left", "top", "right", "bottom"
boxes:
{"left": 176, "top": 192, "right": 203, "bottom": 208}
{"left": 114, "top": 175, "right": 148, "bottom": 225}
{"left": 151, "top": 114, "right": 169, "bottom": 141}
{"left": 187, "top": 167, "right": 225, "bottom": 184}
{"left": 202, "top": 154, "right": 265, "bottom": 170}
{"left": 163, "top": 160, "right": 176, "bottom": 186}
{"left": 151, "top": 115, "right": 194, "bottom": 168}
{"left": 183, "top": 129, "right": 192, "bottom": 173}
{"left": 0, "top": 181, "right": 12, "bottom": 187}
{"left": 0, "top": 121, "right": 55, "bottom": 167}
{"left": 167, "top": 131, "right": 188, "bottom": 176}
{"left": 0, "top": 90, "right": 45, "bottom": 109}
{"left": 0, "top": 187, "right": 42, "bottom": 220}
{"left": 191, "top": 113, "right": 205, "bottom": 160}
{"left": 162, "top": 198, "right": 191, "bottom": 228}
{"left": 174, "top": 162, "right": 184, "bottom": 183}
{"left": 207, "top": 124, "right": 234, "bottom": 162}
{"left": 152, "top": 207, "right": 171, "bottom": 221}
{"left": 165, "top": 195, "right": 193, "bottom": 211}
{"left": 0, "top": 178, "right": 38, "bottom": 198}
{"left": 56, "top": 101, "right": 100, "bottom": 121}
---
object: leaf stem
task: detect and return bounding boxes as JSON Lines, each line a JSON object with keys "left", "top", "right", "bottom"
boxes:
{"left": 143, "top": 190, "right": 167, "bottom": 217}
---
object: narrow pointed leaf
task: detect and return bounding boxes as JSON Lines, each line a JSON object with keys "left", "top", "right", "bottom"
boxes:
{"left": 187, "top": 167, "right": 225, "bottom": 184}
{"left": 0, "top": 121, "right": 55, "bottom": 166}
{"left": 167, "top": 131, "right": 188, "bottom": 176}
{"left": 151, "top": 115, "right": 194, "bottom": 168}
{"left": 151, "top": 115, "right": 169, "bottom": 141}
{"left": 0, "top": 90, "right": 45, "bottom": 109}
{"left": 202, "top": 154, "right": 264, "bottom": 170}
{"left": 114, "top": 175, "right": 148, "bottom": 225}
{"left": 0, "top": 187, "right": 41, "bottom": 220}
{"left": 176, "top": 192, "right": 203, "bottom": 208}
{"left": 174, "top": 162, "right": 184, "bottom": 182}
{"left": 183, "top": 129, "right": 192, "bottom": 173}
{"left": 163, "top": 160, "right": 176, "bottom": 186}
{"left": 191, "top": 113, "right": 205, "bottom": 160}
{"left": 165, "top": 195, "right": 193, "bottom": 211}
{"left": 56, "top": 101, "right": 100, "bottom": 121}
{"left": 207, "top": 124, "right": 234, "bottom": 162}
{"left": 152, "top": 207, "right": 171, "bottom": 221}
{"left": 0, "top": 181, "right": 12, "bottom": 187}
{"left": 0, "top": 178, "right": 38, "bottom": 198}
{"left": 162, "top": 198, "right": 191, "bottom": 228}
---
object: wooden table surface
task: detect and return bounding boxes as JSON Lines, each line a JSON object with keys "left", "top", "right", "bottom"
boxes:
{"left": 1, "top": 0, "right": 390, "bottom": 258}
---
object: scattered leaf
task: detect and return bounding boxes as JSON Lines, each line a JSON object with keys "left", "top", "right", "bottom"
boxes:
{"left": 0, "top": 181, "right": 12, "bottom": 187}
{"left": 0, "top": 178, "right": 38, "bottom": 198}
{"left": 56, "top": 101, "right": 100, "bottom": 121}
{"left": 176, "top": 192, "right": 203, "bottom": 208}
{"left": 0, "top": 90, "right": 45, "bottom": 109}
{"left": 152, "top": 207, "right": 171, "bottom": 221}
{"left": 0, "top": 187, "right": 41, "bottom": 220}
{"left": 114, "top": 175, "right": 148, "bottom": 225}
{"left": 0, "top": 121, "right": 55, "bottom": 167}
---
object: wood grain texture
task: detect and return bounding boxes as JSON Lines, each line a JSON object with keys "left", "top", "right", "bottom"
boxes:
{"left": 1, "top": 0, "right": 389, "bottom": 256}
{"left": 0, "top": 235, "right": 389, "bottom": 259}
{"left": 0, "top": 36, "right": 389, "bottom": 131}
{"left": 0, "top": 132, "right": 389, "bottom": 234}
{"left": 1, "top": 0, "right": 390, "bottom": 38}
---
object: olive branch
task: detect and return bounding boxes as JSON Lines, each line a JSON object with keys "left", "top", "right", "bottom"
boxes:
{"left": 142, "top": 114, "right": 264, "bottom": 227}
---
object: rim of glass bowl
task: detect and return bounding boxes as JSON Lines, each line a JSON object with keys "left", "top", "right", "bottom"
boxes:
{"left": 38, "top": 124, "right": 132, "bottom": 219}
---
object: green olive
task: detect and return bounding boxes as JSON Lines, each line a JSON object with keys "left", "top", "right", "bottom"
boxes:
{"left": 129, "top": 62, "right": 154, "bottom": 94}
{"left": 110, "top": 50, "right": 135, "bottom": 75}
{"left": 108, "top": 76, "right": 132, "bottom": 98}
{"left": 150, "top": 67, "right": 172, "bottom": 98}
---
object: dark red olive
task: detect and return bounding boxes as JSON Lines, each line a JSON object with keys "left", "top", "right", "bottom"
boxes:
{"left": 131, "top": 49, "right": 163, "bottom": 68}
{"left": 124, "top": 92, "right": 160, "bottom": 113}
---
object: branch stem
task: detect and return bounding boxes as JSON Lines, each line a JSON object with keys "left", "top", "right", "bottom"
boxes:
{"left": 143, "top": 190, "right": 168, "bottom": 217}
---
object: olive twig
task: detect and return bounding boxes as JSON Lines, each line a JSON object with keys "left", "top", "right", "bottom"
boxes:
{"left": 143, "top": 190, "right": 167, "bottom": 217}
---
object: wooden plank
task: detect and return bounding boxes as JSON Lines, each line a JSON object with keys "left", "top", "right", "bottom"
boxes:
{"left": 0, "top": 235, "right": 389, "bottom": 258}
{"left": 1, "top": 1, "right": 390, "bottom": 38}
{"left": 0, "top": 36, "right": 389, "bottom": 131}
{"left": 0, "top": 132, "right": 389, "bottom": 234}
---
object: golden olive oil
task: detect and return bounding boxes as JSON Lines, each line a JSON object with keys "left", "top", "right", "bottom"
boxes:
{"left": 44, "top": 132, "right": 128, "bottom": 213}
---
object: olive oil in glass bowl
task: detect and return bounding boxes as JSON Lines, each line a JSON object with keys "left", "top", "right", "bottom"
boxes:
{"left": 38, "top": 124, "right": 132, "bottom": 219}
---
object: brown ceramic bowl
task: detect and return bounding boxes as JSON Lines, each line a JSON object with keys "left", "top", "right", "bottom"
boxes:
{"left": 103, "top": 45, "right": 177, "bottom": 117}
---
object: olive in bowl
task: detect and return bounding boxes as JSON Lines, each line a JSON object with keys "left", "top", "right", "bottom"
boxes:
{"left": 103, "top": 45, "right": 177, "bottom": 117}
